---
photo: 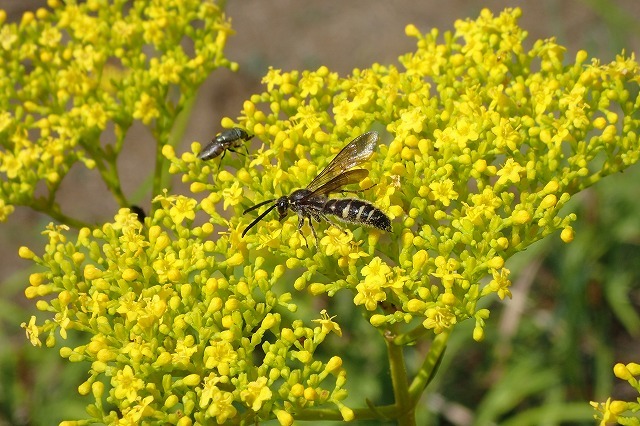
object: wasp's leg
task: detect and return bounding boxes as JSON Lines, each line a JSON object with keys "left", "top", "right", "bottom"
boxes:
{"left": 306, "top": 211, "right": 324, "bottom": 247}
{"left": 320, "top": 213, "right": 348, "bottom": 235}
{"left": 338, "top": 183, "right": 378, "bottom": 195}
{"left": 295, "top": 213, "right": 311, "bottom": 248}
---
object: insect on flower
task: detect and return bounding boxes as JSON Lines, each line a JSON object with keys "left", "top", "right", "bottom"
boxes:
{"left": 129, "top": 205, "right": 146, "bottom": 223}
{"left": 242, "top": 131, "right": 392, "bottom": 242}
{"left": 198, "top": 127, "right": 253, "bottom": 161}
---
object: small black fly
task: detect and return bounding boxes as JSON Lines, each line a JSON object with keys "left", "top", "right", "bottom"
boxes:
{"left": 198, "top": 128, "right": 253, "bottom": 161}
{"left": 129, "top": 205, "right": 146, "bottom": 223}
{"left": 242, "top": 131, "right": 392, "bottom": 242}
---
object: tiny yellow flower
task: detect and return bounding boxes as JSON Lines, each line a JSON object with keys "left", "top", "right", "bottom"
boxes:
{"left": 262, "top": 67, "right": 283, "bottom": 92}
{"left": 150, "top": 55, "right": 183, "bottom": 85}
{"left": 432, "top": 256, "right": 463, "bottom": 288}
{"left": 361, "top": 257, "right": 392, "bottom": 286}
{"left": 203, "top": 340, "right": 237, "bottom": 372}
{"left": 0, "top": 25, "right": 18, "bottom": 50}
{"left": 496, "top": 158, "right": 525, "bottom": 186}
{"left": 202, "top": 384, "right": 237, "bottom": 424}
{"left": 429, "top": 179, "right": 458, "bottom": 207}
{"left": 222, "top": 181, "right": 243, "bottom": 210}
{"left": 354, "top": 280, "right": 386, "bottom": 311}
{"left": 112, "top": 365, "right": 144, "bottom": 403}
{"left": 312, "top": 309, "right": 343, "bottom": 337}
{"left": 320, "top": 227, "right": 352, "bottom": 257}
{"left": 21, "top": 316, "right": 42, "bottom": 346}
{"left": 73, "top": 44, "right": 96, "bottom": 72}
{"left": 240, "top": 377, "right": 272, "bottom": 411}
{"left": 487, "top": 268, "right": 512, "bottom": 300}
{"left": 299, "top": 71, "right": 324, "bottom": 97}
{"left": 423, "top": 306, "right": 457, "bottom": 334}
{"left": 133, "top": 92, "right": 160, "bottom": 125}
{"left": 169, "top": 196, "right": 196, "bottom": 224}
{"left": 172, "top": 337, "right": 198, "bottom": 366}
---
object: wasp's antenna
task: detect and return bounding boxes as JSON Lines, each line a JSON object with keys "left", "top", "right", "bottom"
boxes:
{"left": 242, "top": 203, "right": 277, "bottom": 237}
{"left": 243, "top": 198, "right": 276, "bottom": 215}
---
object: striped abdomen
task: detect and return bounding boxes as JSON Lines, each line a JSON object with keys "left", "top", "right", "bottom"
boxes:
{"left": 323, "top": 198, "right": 391, "bottom": 231}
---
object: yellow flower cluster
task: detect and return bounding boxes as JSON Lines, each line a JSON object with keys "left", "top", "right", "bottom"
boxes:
{"left": 0, "top": 0, "right": 235, "bottom": 224}
{"left": 21, "top": 7, "right": 640, "bottom": 425}
{"left": 171, "top": 7, "right": 639, "bottom": 339}
{"left": 21, "top": 211, "right": 350, "bottom": 425}
{"left": 591, "top": 363, "right": 640, "bottom": 425}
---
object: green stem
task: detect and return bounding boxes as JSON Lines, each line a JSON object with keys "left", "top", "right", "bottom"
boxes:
{"left": 79, "top": 133, "right": 130, "bottom": 208}
{"left": 151, "top": 93, "right": 197, "bottom": 201}
{"left": 386, "top": 331, "right": 415, "bottom": 426}
{"left": 394, "top": 322, "right": 431, "bottom": 346}
{"left": 31, "top": 200, "right": 94, "bottom": 229}
{"left": 408, "top": 328, "right": 451, "bottom": 405}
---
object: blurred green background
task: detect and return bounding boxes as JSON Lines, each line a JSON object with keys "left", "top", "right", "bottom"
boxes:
{"left": 1, "top": 1, "right": 639, "bottom": 424}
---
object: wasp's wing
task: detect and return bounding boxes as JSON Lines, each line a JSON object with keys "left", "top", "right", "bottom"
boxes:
{"left": 305, "top": 131, "right": 378, "bottom": 192}
{"left": 305, "top": 169, "right": 370, "bottom": 198}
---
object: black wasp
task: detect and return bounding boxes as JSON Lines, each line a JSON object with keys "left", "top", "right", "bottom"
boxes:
{"left": 198, "top": 128, "right": 253, "bottom": 161}
{"left": 242, "top": 131, "right": 392, "bottom": 242}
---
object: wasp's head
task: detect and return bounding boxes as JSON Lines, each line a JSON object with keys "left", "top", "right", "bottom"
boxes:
{"left": 275, "top": 196, "right": 289, "bottom": 220}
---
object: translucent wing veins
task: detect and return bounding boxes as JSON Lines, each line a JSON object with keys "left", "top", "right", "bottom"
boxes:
{"left": 305, "top": 131, "right": 378, "bottom": 192}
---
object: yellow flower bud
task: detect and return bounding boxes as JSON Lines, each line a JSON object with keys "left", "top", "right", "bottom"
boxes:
{"left": 164, "top": 394, "right": 179, "bottom": 409}
{"left": 309, "top": 283, "right": 326, "bottom": 295}
{"left": 487, "top": 256, "right": 504, "bottom": 269}
{"left": 339, "top": 405, "right": 355, "bottom": 421}
{"left": 405, "top": 24, "right": 420, "bottom": 37}
{"left": 78, "top": 380, "right": 92, "bottom": 396}
{"left": 217, "top": 170, "right": 235, "bottom": 182}
{"left": 161, "top": 144, "right": 175, "bottom": 159}
{"left": 369, "top": 314, "right": 387, "bottom": 327}
{"left": 91, "top": 381, "right": 104, "bottom": 398}
{"left": 155, "top": 351, "right": 172, "bottom": 367}
{"left": 613, "top": 363, "right": 632, "bottom": 380}
{"left": 512, "top": 210, "right": 531, "bottom": 224}
{"left": 441, "top": 292, "right": 456, "bottom": 305}
{"left": 261, "top": 313, "right": 277, "bottom": 330}
{"left": 325, "top": 356, "right": 343, "bottom": 373}
{"left": 183, "top": 374, "right": 201, "bottom": 387}
{"left": 225, "top": 252, "right": 244, "bottom": 266}
{"left": 407, "top": 299, "right": 426, "bottom": 312}
{"left": 412, "top": 249, "right": 428, "bottom": 270}
{"left": 83, "top": 264, "right": 102, "bottom": 280}
{"left": 303, "top": 387, "right": 317, "bottom": 401}
{"left": 177, "top": 416, "right": 193, "bottom": 426}
{"left": 290, "top": 383, "right": 304, "bottom": 397}
{"left": 275, "top": 410, "right": 294, "bottom": 426}
{"left": 539, "top": 194, "right": 557, "bottom": 209}
{"left": 190, "top": 182, "right": 206, "bottom": 193}
{"left": 295, "top": 350, "right": 312, "bottom": 364}
{"left": 122, "top": 268, "right": 138, "bottom": 282}
{"left": 29, "top": 273, "right": 44, "bottom": 286}
{"left": 560, "top": 226, "right": 574, "bottom": 243}
{"left": 625, "top": 362, "right": 640, "bottom": 376}
{"left": 19, "top": 246, "right": 35, "bottom": 259}
{"left": 495, "top": 237, "right": 509, "bottom": 250}
{"left": 473, "top": 326, "right": 485, "bottom": 342}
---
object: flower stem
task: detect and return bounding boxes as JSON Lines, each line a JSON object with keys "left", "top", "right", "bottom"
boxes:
{"left": 386, "top": 330, "right": 416, "bottom": 425}
{"left": 408, "top": 328, "right": 451, "bottom": 405}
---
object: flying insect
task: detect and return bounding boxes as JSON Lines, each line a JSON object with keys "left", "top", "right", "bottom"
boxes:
{"left": 242, "top": 131, "right": 392, "bottom": 242}
{"left": 198, "top": 127, "right": 253, "bottom": 161}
